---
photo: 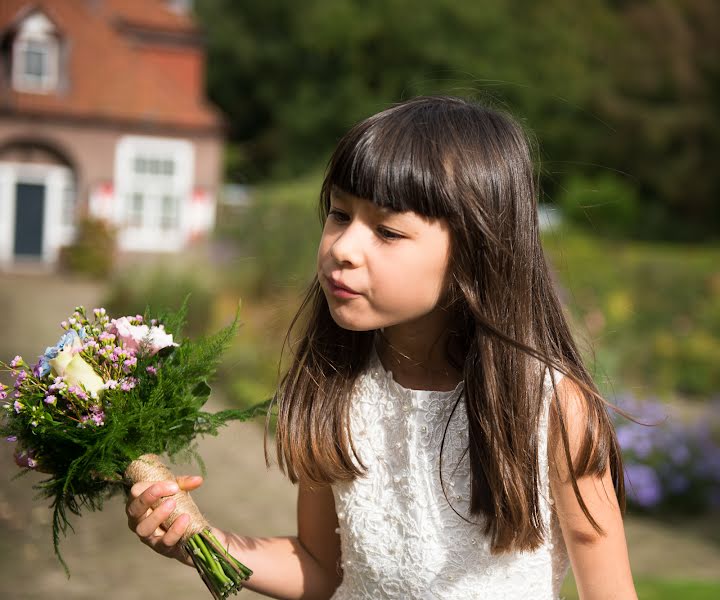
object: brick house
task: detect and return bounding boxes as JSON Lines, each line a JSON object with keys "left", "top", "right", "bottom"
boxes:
{"left": 0, "top": 0, "right": 224, "bottom": 267}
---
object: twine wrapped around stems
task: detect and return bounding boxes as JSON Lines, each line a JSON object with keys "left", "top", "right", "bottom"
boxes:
{"left": 125, "top": 453, "right": 208, "bottom": 545}
{"left": 125, "top": 454, "right": 252, "bottom": 599}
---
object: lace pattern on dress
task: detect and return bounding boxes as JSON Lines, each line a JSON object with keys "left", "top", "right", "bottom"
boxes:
{"left": 330, "top": 352, "right": 570, "bottom": 599}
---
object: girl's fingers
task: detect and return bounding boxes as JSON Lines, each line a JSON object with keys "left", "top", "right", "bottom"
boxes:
{"left": 126, "top": 481, "right": 179, "bottom": 520}
{"left": 159, "top": 512, "right": 190, "bottom": 548}
{"left": 135, "top": 497, "right": 176, "bottom": 538}
{"left": 175, "top": 475, "right": 203, "bottom": 491}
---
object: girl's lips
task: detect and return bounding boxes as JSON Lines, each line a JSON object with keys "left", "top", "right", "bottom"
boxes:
{"left": 326, "top": 277, "right": 361, "bottom": 298}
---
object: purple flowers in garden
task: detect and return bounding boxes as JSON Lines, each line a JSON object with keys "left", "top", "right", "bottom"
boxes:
{"left": 613, "top": 394, "right": 720, "bottom": 512}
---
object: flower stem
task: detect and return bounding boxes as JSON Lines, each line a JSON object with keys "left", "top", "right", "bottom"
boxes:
{"left": 184, "top": 529, "right": 252, "bottom": 599}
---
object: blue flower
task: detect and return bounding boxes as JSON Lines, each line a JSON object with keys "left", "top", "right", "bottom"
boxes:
{"left": 35, "top": 330, "right": 84, "bottom": 378}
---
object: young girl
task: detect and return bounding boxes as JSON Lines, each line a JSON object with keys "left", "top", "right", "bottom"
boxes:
{"left": 126, "top": 96, "right": 637, "bottom": 599}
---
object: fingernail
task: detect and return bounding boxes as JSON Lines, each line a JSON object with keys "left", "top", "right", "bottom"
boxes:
{"left": 168, "top": 483, "right": 179, "bottom": 493}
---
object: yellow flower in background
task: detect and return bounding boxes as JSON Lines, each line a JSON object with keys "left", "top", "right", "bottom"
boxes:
{"left": 607, "top": 290, "right": 633, "bottom": 322}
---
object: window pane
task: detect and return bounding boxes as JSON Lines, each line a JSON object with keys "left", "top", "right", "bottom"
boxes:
{"left": 134, "top": 157, "right": 147, "bottom": 174}
{"left": 127, "top": 192, "right": 143, "bottom": 227}
{"left": 160, "top": 194, "right": 177, "bottom": 229}
{"left": 24, "top": 45, "right": 46, "bottom": 77}
{"left": 162, "top": 160, "right": 174, "bottom": 176}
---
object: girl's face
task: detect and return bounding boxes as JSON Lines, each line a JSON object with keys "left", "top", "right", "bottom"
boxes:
{"left": 317, "top": 189, "right": 451, "bottom": 334}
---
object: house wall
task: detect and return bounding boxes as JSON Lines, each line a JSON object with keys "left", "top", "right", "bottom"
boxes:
{"left": 0, "top": 115, "right": 223, "bottom": 263}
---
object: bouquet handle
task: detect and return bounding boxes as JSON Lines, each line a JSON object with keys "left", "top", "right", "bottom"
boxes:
{"left": 125, "top": 454, "right": 252, "bottom": 599}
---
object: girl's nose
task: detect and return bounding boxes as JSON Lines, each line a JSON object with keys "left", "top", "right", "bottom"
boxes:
{"left": 330, "top": 225, "right": 365, "bottom": 267}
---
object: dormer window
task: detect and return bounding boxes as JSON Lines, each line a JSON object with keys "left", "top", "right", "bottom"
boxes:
{"left": 12, "top": 12, "right": 59, "bottom": 94}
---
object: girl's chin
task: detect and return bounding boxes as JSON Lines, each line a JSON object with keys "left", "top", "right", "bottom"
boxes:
{"left": 327, "top": 307, "right": 380, "bottom": 332}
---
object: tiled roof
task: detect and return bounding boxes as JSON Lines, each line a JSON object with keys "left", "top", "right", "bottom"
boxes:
{"left": 0, "top": 0, "right": 223, "bottom": 132}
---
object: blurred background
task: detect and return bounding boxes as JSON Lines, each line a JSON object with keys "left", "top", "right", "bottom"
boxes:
{"left": 0, "top": 0, "right": 718, "bottom": 598}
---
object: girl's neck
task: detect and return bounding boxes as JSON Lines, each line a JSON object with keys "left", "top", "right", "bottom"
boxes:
{"left": 375, "top": 309, "right": 462, "bottom": 392}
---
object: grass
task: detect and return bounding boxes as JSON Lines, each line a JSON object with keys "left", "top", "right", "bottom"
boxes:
{"left": 561, "top": 575, "right": 720, "bottom": 599}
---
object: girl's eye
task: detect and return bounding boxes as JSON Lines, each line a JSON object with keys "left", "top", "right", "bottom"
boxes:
{"left": 328, "top": 209, "right": 349, "bottom": 223}
{"left": 376, "top": 226, "right": 404, "bottom": 241}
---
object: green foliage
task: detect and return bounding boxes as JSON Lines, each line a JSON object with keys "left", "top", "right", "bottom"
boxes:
{"left": 542, "top": 227, "right": 720, "bottom": 397}
{"left": 557, "top": 174, "right": 641, "bottom": 237}
{"left": 215, "top": 173, "right": 322, "bottom": 296}
{"left": 561, "top": 575, "right": 720, "bottom": 600}
{"left": 195, "top": 0, "right": 720, "bottom": 239}
{"left": 59, "top": 218, "right": 116, "bottom": 279}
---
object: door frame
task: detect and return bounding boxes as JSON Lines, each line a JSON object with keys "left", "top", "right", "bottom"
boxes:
{"left": 0, "top": 161, "right": 75, "bottom": 267}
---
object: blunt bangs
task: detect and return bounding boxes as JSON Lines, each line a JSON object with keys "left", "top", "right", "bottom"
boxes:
{"left": 322, "top": 98, "right": 469, "bottom": 219}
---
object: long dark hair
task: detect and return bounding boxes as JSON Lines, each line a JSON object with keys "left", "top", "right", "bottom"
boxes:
{"left": 272, "top": 95, "right": 625, "bottom": 553}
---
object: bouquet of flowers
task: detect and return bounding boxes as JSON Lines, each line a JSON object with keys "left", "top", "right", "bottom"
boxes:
{"left": 1, "top": 303, "right": 266, "bottom": 599}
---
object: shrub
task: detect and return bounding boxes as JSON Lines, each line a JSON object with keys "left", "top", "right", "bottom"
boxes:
{"left": 557, "top": 174, "right": 641, "bottom": 238}
{"left": 215, "top": 174, "right": 321, "bottom": 296}
{"left": 102, "top": 266, "right": 216, "bottom": 338}
{"left": 58, "top": 218, "right": 116, "bottom": 279}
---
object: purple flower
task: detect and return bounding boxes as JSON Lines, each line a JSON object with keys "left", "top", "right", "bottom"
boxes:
{"left": 667, "top": 474, "right": 690, "bottom": 494}
{"left": 146, "top": 365, "right": 157, "bottom": 376}
{"left": 669, "top": 442, "right": 690, "bottom": 465}
{"left": 98, "top": 331, "right": 116, "bottom": 344}
{"left": 13, "top": 400, "right": 22, "bottom": 413}
{"left": 14, "top": 448, "right": 38, "bottom": 469}
{"left": 123, "top": 356, "right": 137, "bottom": 373}
{"left": 91, "top": 411, "right": 105, "bottom": 426}
{"left": 49, "top": 379, "right": 67, "bottom": 393}
{"left": 44, "top": 395, "right": 57, "bottom": 405}
{"left": 32, "top": 359, "right": 45, "bottom": 378}
{"left": 120, "top": 378, "right": 137, "bottom": 391}
{"left": 625, "top": 463, "right": 663, "bottom": 508}
{"left": 9, "top": 355, "right": 23, "bottom": 368}
{"left": 0, "top": 390, "right": 7, "bottom": 401}
{"left": 101, "top": 379, "right": 118, "bottom": 391}
{"left": 67, "top": 386, "right": 88, "bottom": 401}
{"left": 6, "top": 435, "right": 17, "bottom": 442}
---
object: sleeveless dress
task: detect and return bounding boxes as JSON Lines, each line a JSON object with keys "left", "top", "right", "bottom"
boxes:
{"left": 330, "top": 352, "right": 571, "bottom": 599}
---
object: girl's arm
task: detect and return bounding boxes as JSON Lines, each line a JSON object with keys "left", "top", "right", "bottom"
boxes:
{"left": 548, "top": 378, "right": 638, "bottom": 600}
{"left": 126, "top": 478, "right": 342, "bottom": 600}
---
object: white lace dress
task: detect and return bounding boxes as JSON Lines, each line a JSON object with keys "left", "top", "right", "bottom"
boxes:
{"left": 330, "top": 353, "right": 570, "bottom": 599}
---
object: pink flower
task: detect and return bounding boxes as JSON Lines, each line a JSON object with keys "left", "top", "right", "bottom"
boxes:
{"left": 120, "top": 377, "right": 137, "bottom": 391}
{"left": 110, "top": 317, "right": 178, "bottom": 356}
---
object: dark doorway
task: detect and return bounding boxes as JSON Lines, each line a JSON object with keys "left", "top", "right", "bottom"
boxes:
{"left": 14, "top": 182, "right": 45, "bottom": 257}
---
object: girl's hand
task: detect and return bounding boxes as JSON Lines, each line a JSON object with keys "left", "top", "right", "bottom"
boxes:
{"left": 125, "top": 475, "right": 204, "bottom": 566}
